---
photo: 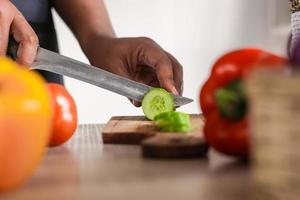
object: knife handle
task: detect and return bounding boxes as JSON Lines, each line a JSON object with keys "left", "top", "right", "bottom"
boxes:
{"left": 6, "top": 36, "right": 18, "bottom": 60}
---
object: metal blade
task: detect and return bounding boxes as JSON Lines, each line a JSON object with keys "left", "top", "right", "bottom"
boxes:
{"left": 31, "top": 48, "right": 193, "bottom": 107}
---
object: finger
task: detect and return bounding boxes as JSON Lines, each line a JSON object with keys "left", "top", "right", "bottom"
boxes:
{"left": 137, "top": 38, "right": 179, "bottom": 95}
{"left": 135, "top": 65, "right": 160, "bottom": 88}
{"left": 154, "top": 57, "right": 179, "bottom": 95}
{"left": 0, "top": 13, "right": 12, "bottom": 56}
{"left": 165, "top": 51, "right": 183, "bottom": 95}
{"left": 133, "top": 65, "right": 156, "bottom": 85}
{"left": 141, "top": 51, "right": 178, "bottom": 95}
{"left": 132, "top": 100, "right": 141, "bottom": 107}
{"left": 130, "top": 65, "right": 161, "bottom": 107}
{"left": 10, "top": 14, "right": 38, "bottom": 66}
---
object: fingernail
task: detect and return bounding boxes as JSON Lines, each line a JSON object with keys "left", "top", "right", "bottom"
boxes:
{"left": 171, "top": 86, "right": 179, "bottom": 95}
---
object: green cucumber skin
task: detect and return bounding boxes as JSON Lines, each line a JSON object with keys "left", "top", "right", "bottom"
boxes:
{"left": 142, "top": 88, "right": 174, "bottom": 120}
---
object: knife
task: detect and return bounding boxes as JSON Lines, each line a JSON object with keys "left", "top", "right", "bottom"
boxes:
{"left": 7, "top": 38, "right": 193, "bottom": 107}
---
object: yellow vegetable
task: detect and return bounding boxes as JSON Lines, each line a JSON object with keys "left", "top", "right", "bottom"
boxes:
{"left": 0, "top": 57, "right": 52, "bottom": 191}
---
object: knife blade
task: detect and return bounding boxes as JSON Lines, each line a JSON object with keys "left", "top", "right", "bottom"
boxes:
{"left": 7, "top": 38, "right": 193, "bottom": 107}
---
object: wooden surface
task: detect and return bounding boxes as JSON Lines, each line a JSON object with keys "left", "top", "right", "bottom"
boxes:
{"left": 102, "top": 114, "right": 203, "bottom": 144}
{"left": 0, "top": 124, "right": 251, "bottom": 200}
{"left": 142, "top": 135, "right": 209, "bottom": 158}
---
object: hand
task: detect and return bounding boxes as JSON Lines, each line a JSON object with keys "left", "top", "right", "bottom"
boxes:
{"left": 84, "top": 36, "right": 183, "bottom": 106}
{"left": 0, "top": 0, "right": 38, "bottom": 65}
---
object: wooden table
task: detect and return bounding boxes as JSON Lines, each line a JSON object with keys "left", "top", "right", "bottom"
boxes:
{"left": 1, "top": 124, "right": 251, "bottom": 200}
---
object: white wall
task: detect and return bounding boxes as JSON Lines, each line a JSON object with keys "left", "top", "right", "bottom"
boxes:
{"left": 52, "top": 0, "right": 290, "bottom": 124}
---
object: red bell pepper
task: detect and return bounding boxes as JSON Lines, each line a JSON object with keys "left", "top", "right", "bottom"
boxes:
{"left": 200, "top": 48, "right": 287, "bottom": 157}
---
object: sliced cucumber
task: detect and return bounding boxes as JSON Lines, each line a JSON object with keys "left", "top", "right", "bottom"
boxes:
{"left": 142, "top": 88, "right": 174, "bottom": 120}
{"left": 154, "top": 111, "right": 192, "bottom": 132}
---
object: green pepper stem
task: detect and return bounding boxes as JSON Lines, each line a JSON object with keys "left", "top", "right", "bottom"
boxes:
{"left": 215, "top": 80, "right": 247, "bottom": 121}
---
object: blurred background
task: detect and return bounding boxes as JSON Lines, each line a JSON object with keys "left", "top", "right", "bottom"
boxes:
{"left": 52, "top": 0, "right": 290, "bottom": 124}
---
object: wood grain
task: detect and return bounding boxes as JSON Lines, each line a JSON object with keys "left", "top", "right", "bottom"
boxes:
{"left": 102, "top": 114, "right": 204, "bottom": 144}
{"left": 0, "top": 124, "right": 251, "bottom": 200}
{"left": 142, "top": 134, "right": 209, "bottom": 158}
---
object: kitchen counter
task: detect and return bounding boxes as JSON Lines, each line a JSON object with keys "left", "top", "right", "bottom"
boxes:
{"left": 1, "top": 124, "right": 251, "bottom": 200}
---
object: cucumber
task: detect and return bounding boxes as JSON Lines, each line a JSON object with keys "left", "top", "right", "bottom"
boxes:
{"left": 142, "top": 88, "right": 174, "bottom": 120}
{"left": 154, "top": 111, "right": 192, "bottom": 132}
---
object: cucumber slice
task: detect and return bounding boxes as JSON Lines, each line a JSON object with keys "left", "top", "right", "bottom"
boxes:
{"left": 154, "top": 111, "right": 192, "bottom": 132}
{"left": 142, "top": 88, "right": 174, "bottom": 120}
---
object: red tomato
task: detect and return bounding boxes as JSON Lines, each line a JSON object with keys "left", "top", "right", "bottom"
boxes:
{"left": 47, "top": 83, "right": 78, "bottom": 146}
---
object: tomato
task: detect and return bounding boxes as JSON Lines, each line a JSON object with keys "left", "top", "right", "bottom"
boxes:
{"left": 47, "top": 84, "right": 77, "bottom": 146}
{"left": 0, "top": 57, "right": 52, "bottom": 191}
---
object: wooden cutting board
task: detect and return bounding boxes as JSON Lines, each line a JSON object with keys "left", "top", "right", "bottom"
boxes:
{"left": 102, "top": 114, "right": 204, "bottom": 145}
